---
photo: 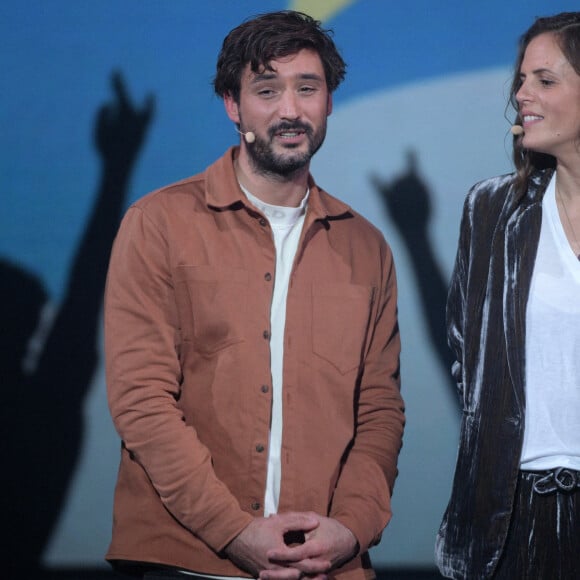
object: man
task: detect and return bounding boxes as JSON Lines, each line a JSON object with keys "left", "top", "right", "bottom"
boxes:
{"left": 104, "top": 10, "right": 404, "bottom": 580}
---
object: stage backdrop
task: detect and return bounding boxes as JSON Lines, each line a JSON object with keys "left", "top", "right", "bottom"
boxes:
{"left": 2, "top": 0, "right": 576, "bottom": 571}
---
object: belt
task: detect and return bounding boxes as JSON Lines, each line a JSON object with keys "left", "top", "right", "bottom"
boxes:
{"left": 528, "top": 467, "right": 580, "bottom": 495}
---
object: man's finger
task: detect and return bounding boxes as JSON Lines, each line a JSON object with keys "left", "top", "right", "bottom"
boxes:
{"left": 267, "top": 542, "right": 324, "bottom": 565}
{"left": 276, "top": 511, "right": 320, "bottom": 534}
{"left": 289, "top": 557, "right": 331, "bottom": 575}
{"left": 259, "top": 566, "right": 303, "bottom": 580}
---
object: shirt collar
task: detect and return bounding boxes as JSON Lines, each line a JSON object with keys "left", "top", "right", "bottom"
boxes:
{"left": 205, "top": 146, "right": 352, "bottom": 222}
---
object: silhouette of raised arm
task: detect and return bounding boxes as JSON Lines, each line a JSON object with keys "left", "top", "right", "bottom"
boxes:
{"left": 370, "top": 151, "right": 455, "bottom": 394}
{"left": 3, "top": 71, "right": 155, "bottom": 573}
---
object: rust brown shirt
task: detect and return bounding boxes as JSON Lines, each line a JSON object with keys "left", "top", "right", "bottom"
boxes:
{"left": 104, "top": 147, "right": 404, "bottom": 579}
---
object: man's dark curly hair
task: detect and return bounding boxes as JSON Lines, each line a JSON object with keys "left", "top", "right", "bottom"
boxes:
{"left": 213, "top": 10, "right": 346, "bottom": 103}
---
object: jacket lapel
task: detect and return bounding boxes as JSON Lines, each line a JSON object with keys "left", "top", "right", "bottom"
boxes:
{"left": 503, "top": 169, "right": 553, "bottom": 412}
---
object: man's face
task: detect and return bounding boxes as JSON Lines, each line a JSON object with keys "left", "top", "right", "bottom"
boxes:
{"left": 225, "top": 49, "right": 333, "bottom": 178}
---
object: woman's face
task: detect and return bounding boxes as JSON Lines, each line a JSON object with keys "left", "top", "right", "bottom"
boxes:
{"left": 516, "top": 32, "right": 580, "bottom": 163}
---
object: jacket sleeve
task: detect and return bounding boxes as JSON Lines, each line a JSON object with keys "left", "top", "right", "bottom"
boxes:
{"left": 105, "top": 205, "right": 253, "bottom": 552}
{"left": 328, "top": 242, "right": 405, "bottom": 553}
{"left": 446, "top": 189, "right": 475, "bottom": 408}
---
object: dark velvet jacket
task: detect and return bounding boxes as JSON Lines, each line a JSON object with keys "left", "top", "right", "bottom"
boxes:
{"left": 435, "top": 168, "right": 554, "bottom": 579}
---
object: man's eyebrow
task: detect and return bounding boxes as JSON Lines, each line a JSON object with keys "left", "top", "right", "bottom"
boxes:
{"left": 298, "top": 73, "right": 325, "bottom": 82}
{"left": 250, "top": 72, "right": 325, "bottom": 84}
{"left": 250, "top": 71, "right": 277, "bottom": 83}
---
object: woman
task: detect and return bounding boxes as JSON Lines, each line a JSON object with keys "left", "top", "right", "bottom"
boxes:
{"left": 436, "top": 12, "right": 580, "bottom": 579}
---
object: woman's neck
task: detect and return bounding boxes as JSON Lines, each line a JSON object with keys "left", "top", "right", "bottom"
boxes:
{"left": 555, "top": 158, "right": 580, "bottom": 204}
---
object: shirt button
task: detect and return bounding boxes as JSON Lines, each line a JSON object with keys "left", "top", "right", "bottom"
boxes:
{"left": 263, "top": 330, "right": 270, "bottom": 340}
{"left": 264, "top": 272, "right": 272, "bottom": 281}
{"left": 256, "top": 444, "right": 265, "bottom": 453}
{"left": 251, "top": 502, "right": 261, "bottom": 511}
{"left": 261, "top": 385, "right": 269, "bottom": 393}
{"left": 259, "top": 218, "right": 267, "bottom": 227}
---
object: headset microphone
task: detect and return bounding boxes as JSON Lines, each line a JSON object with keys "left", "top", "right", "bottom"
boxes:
{"left": 511, "top": 125, "right": 524, "bottom": 136}
{"left": 237, "top": 129, "right": 256, "bottom": 143}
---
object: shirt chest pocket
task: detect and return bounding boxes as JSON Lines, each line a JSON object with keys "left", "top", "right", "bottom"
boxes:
{"left": 311, "top": 283, "right": 375, "bottom": 375}
{"left": 175, "top": 265, "right": 248, "bottom": 354}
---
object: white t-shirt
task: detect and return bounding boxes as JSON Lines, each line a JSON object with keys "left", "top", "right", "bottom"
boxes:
{"left": 242, "top": 187, "right": 307, "bottom": 514}
{"left": 521, "top": 173, "right": 580, "bottom": 471}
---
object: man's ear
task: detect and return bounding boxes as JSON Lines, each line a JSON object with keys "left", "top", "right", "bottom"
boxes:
{"left": 327, "top": 93, "right": 333, "bottom": 117}
{"left": 224, "top": 92, "right": 240, "bottom": 124}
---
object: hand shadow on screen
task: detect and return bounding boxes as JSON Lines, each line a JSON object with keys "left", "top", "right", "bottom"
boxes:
{"left": 370, "top": 150, "right": 458, "bottom": 409}
{"left": 0, "top": 71, "right": 155, "bottom": 573}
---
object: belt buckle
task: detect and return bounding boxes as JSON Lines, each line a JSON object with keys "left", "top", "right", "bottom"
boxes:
{"left": 532, "top": 468, "right": 579, "bottom": 495}
{"left": 553, "top": 467, "right": 578, "bottom": 492}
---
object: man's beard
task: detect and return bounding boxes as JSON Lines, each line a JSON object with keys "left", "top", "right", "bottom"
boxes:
{"left": 244, "top": 120, "right": 327, "bottom": 179}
